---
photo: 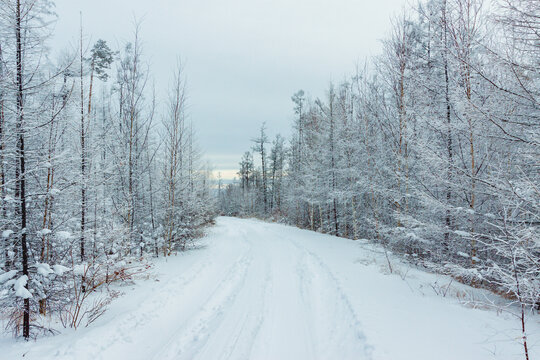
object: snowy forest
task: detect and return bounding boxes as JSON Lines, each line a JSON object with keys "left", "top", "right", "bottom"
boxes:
{"left": 219, "top": 0, "right": 539, "bottom": 353}
{"left": 0, "top": 0, "right": 215, "bottom": 339}
{"left": 0, "top": 0, "right": 539, "bottom": 358}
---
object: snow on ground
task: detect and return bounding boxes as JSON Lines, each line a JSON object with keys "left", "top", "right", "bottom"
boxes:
{"left": 1, "top": 217, "right": 539, "bottom": 360}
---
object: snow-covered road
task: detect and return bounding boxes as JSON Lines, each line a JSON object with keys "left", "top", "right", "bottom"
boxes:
{"left": 3, "top": 217, "right": 538, "bottom": 360}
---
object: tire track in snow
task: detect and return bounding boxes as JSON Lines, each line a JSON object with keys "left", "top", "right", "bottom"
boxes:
{"left": 194, "top": 241, "right": 271, "bottom": 360}
{"left": 249, "top": 223, "right": 318, "bottom": 360}
{"left": 284, "top": 230, "right": 373, "bottom": 359}
{"left": 151, "top": 226, "right": 261, "bottom": 360}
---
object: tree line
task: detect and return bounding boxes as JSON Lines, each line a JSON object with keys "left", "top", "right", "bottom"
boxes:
{"left": 0, "top": 0, "right": 215, "bottom": 339}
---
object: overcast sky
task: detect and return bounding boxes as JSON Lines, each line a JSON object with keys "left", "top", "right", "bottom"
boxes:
{"left": 52, "top": 0, "right": 405, "bottom": 180}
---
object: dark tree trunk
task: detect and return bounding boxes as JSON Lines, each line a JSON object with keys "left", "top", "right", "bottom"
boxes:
{"left": 15, "top": 0, "right": 30, "bottom": 340}
{"left": 329, "top": 93, "right": 339, "bottom": 236}
{"left": 80, "top": 24, "right": 86, "bottom": 263}
{"left": 442, "top": 0, "right": 453, "bottom": 254}
{"left": 0, "top": 44, "right": 8, "bottom": 270}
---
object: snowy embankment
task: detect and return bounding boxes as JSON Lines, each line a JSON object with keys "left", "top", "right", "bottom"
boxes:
{"left": 1, "top": 217, "right": 538, "bottom": 360}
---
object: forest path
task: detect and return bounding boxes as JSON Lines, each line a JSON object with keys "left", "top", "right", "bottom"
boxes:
{"left": 3, "top": 217, "right": 538, "bottom": 360}
{"left": 149, "top": 217, "right": 371, "bottom": 360}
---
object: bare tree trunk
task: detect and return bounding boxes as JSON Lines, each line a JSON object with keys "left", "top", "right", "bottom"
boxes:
{"left": 510, "top": 246, "right": 530, "bottom": 360}
{"left": 164, "top": 64, "right": 185, "bottom": 255}
{"left": 146, "top": 149, "right": 157, "bottom": 256}
{"left": 309, "top": 202, "right": 314, "bottom": 231}
{"left": 79, "top": 19, "right": 86, "bottom": 263}
{"left": 451, "top": 0, "right": 478, "bottom": 264}
{"left": 325, "top": 89, "right": 339, "bottom": 236}
{"left": 351, "top": 196, "right": 358, "bottom": 239}
{"left": 468, "top": 74, "right": 476, "bottom": 264}
{"left": 397, "top": 54, "right": 405, "bottom": 228}
{"left": 39, "top": 101, "right": 57, "bottom": 315}
{"left": 15, "top": 0, "right": 30, "bottom": 339}
{"left": 0, "top": 43, "right": 8, "bottom": 270}
{"left": 396, "top": 19, "right": 409, "bottom": 229}
{"left": 442, "top": 0, "right": 453, "bottom": 254}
